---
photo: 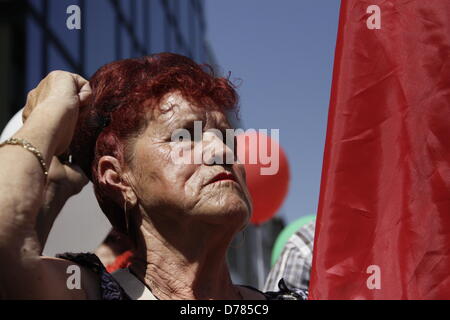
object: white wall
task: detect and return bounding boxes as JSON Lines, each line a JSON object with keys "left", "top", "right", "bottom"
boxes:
{"left": 43, "top": 183, "right": 111, "bottom": 256}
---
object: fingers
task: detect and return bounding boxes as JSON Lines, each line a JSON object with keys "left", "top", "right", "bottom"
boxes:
{"left": 18, "top": 71, "right": 93, "bottom": 157}
{"left": 43, "top": 71, "right": 89, "bottom": 101}
{"left": 70, "top": 73, "right": 88, "bottom": 89}
{"left": 23, "top": 72, "right": 92, "bottom": 121}
{"left": 69, "top": 73, "right": 92, "bottom": 105}
{"left": 78, "top": 82, "right": 92, "bottom": 104}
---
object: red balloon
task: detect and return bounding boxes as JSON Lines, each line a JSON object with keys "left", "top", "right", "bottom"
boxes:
{"left": 236, "top": 132, "right": 290, "bottom": 225}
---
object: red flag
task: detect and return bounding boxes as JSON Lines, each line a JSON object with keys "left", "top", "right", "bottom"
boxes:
{"left": 309, "top": 0, "right": 450, "bottom": 299}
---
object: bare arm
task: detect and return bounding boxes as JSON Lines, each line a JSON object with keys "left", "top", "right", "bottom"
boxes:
{"left": 35, "top": 156, "right": 88, "bottom": 250}
{"left": 0, "top": 71, "right": 96, "bottom": 299}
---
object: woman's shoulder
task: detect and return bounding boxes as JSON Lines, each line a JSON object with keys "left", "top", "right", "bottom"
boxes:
{"left": 240, "top": 279, "right": 308, "bottom": 300}
{"left": 56, "top": 252, "right": 130, "bottom": 300}
{"left": 56, "top": 253, "right": 308, "bottom": 300}
{"left": 262, "top": 278, "right": 309, "bottom": 300}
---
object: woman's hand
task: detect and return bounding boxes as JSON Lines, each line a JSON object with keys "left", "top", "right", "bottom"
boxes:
{"left": 20, "top": 71, "right": 91, "bottom": 248}
{"left": 0, "top": 71, "right": 94, "bottom": 299}
{"left": 22, "top": 70, "right": 91, "bottom": 155}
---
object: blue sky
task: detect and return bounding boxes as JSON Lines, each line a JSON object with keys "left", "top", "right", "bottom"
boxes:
{"left": 205, "top": 1, "right": 341, "bottom": 224}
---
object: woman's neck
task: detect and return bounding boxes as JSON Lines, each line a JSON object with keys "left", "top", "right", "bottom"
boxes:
{"left": 128, "top": 215, "right": 242, "bottom": 300}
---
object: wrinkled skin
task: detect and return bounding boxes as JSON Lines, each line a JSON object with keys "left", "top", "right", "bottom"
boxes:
{"left": 97, "top": 91, "right": 256, "bottom": 299}
{"left": 127, "top": 92, "right": 252, "bottom": 228}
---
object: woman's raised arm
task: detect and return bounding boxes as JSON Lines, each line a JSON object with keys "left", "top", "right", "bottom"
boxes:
{"left": 0, "top": 71, "right": 97, "bottom": 299}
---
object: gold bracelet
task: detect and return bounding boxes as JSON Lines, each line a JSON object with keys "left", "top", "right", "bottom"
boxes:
{"left": 0, "top": 138, "right": 48, "bottom": 178}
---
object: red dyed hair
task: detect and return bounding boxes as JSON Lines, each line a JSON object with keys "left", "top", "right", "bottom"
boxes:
{"left": 71, "top": 53, "right": 239, "bottom": 234}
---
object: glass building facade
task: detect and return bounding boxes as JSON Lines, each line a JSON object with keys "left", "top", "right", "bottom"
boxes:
{"left": 0, "top": 0, "right": 284, "bottom": 290}
{"left": 26, "top": 0, "right": 208, "bottom": 82}
{"left": 0, "top": 0, "right": 210, "bottom": 130}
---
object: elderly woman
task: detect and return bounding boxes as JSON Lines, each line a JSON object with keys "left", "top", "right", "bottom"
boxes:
{"left": 0, "top": 53, "right": 305, "bottom": 300}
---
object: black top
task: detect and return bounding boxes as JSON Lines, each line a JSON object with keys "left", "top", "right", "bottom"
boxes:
{"left": 57, "top": 252, "right": 308, "bottom": 300}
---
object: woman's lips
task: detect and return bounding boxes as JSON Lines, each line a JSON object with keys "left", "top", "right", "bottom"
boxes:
{"left": 206, "top": 171, "right": 237, "bottom": 185}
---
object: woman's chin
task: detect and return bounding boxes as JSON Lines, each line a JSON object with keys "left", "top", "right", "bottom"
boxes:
{"left": 194, "top": 200, "right": 250, "bottom": 227}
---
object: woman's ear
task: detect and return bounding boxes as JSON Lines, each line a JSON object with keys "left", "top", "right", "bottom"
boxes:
{"left": 97, "top": 155, "right": 137, "bottom": 206}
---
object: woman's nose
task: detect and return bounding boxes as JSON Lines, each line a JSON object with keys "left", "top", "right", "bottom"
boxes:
{"left": 202, "top": 130, "right": 235, "bottom": 165}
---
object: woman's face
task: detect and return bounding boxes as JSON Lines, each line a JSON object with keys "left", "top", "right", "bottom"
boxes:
{"left": 126, "top": 92, "right": 252, "bottom": 229}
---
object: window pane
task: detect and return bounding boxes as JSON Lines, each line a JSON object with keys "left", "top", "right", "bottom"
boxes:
{"left": 121, "top": 25, "right": 133, "bottom": 58}
{"left": 48, "top": 0, "right": 79, "bottom": 64}
{"left": 48, "top": 42, "right": 74, "bottom": 72}
{"left": 28, "top": 0, "right": 45, "bottom": 14}
{"left": 179, "top": 0, "right": 190, "bottom": 56}
{"left": 150, "top": 0, "right": 165, "bottom": 54}
{"left": 117, "top": 0, "right": 130, "bottom": 21}
{"left": 85, "top": 0, "right": 116, "bottom": 76}
{"left": 136, "top": 0, "right": 150, "bottom": 53}
{"left": 26, "top": 17, "right": 43, "bottom": 91}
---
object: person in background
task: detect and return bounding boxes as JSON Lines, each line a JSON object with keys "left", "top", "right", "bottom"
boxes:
{"left": 95, "top": 229, "right": 133, "bottom": 273}
{"left": 264, "top": 219, "right": 315, "bottom": 292}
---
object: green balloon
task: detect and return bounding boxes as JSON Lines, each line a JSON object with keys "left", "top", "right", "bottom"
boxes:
{"left": 271, "top": 215, "right": 316, "bottom": 267}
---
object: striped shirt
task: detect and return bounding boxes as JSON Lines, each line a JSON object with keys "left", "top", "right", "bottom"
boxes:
{"left": 264, "top": 220, "right": 316, "bottom": 292}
